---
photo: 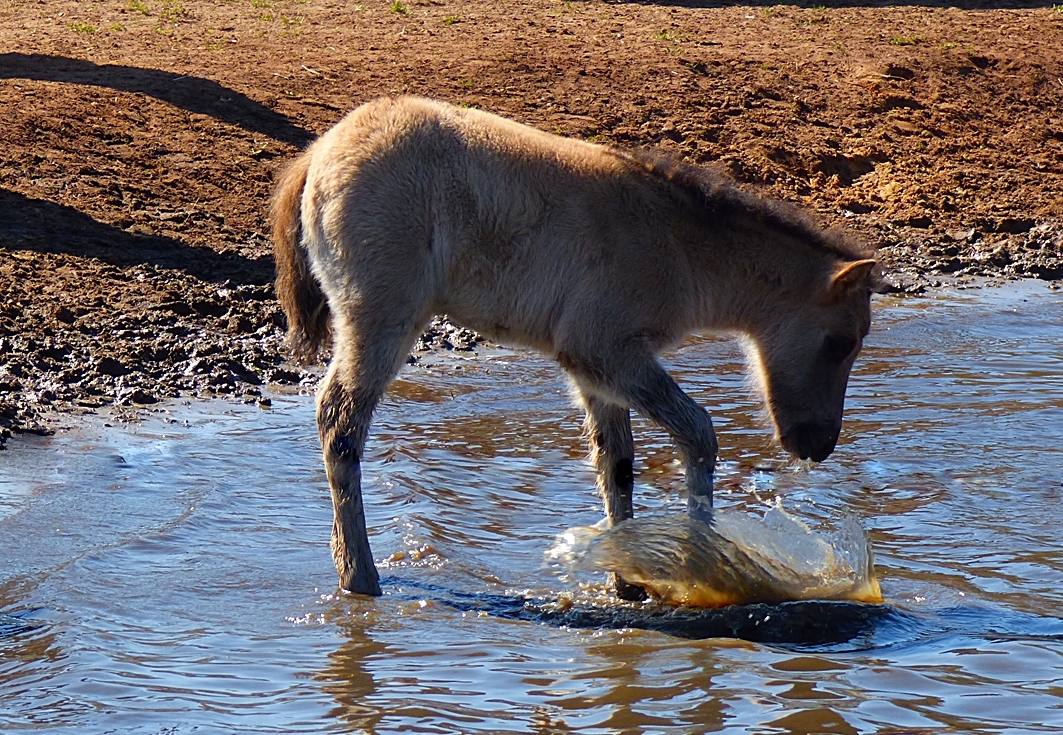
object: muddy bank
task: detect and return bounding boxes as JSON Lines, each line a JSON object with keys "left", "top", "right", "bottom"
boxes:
{"left": 2, "top": 0, "right": 1061, "bottom": 446}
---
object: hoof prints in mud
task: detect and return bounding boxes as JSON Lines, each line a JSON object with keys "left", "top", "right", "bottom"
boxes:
{"left": 878, "top": 220, "right": 1063, "bottom": 291}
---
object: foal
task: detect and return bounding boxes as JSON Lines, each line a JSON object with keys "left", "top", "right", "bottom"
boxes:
{"left": 271, "top": 96, "right": 877, "bottom": 598}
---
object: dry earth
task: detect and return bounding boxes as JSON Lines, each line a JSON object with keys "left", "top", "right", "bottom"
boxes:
{"left": 1, "top": 0, "right": 1062, "bottom": 446}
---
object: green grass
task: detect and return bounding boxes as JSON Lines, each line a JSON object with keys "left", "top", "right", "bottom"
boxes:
{"left": 68, "top": 22, "right": 97, "bottom": 33}
{"left": 250, "top": 0, "right": 271, "bottom": 8}
{"left": 390, "top": 1, "right": 409, "bottom": 15}
{"left": 442, "top": 15, "right": 459, "bottom": 25}
{"left": 126, "top": 0, "right": 150, "bottom": 14}
{"left": 160, "top": 2, "right": 190, "bottom": 21}
{"left": 890, "top": 35, "right": 920, "bottom": 46}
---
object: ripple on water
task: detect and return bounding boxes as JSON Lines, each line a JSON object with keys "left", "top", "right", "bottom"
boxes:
{"left": 1, "top": 281, "right": 1062, "bottom": 733}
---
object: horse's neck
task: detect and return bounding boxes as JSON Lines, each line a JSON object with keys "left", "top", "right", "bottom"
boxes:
{"left": 681, "top": 216, "right": 824, "bottom": 334}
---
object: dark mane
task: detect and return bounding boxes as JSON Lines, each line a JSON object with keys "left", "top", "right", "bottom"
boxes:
{"left": 617, "top": 148, "right": 874, "bottom": 262}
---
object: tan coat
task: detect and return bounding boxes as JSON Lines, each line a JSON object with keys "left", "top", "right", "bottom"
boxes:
{"left": 271, "top": 96, "right": 877, "bottom": 597}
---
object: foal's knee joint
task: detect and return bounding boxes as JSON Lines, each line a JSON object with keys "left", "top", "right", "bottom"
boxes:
{"left": 329, "top": 433, "right": 361, "bottom": 460}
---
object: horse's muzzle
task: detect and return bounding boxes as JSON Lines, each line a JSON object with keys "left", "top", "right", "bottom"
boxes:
{"left": 780, "top": 422, "right": 840, "bottom": 463}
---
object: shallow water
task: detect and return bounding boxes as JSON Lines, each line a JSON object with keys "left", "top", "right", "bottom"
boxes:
{"left": 2, "top": 280, "right": 1062, "bottom": 733}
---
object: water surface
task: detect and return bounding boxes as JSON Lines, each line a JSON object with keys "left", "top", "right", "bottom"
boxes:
{"left": 2, "top": 280, "right": 1062, "bottom": 733}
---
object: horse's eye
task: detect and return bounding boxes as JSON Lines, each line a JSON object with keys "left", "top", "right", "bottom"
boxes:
{"left": 823, "top": 334, "right": 858, "bottom": 362}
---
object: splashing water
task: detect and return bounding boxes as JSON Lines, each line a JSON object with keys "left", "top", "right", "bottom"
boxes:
{"left": 547, "top": 503, "right": 882, "bottom": 608}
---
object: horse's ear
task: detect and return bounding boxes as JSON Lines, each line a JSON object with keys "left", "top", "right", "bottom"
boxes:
{"left": 829, "top": 259, "right": 877, "bottom": 300}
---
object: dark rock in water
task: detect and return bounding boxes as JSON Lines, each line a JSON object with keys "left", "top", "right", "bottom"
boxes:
{"left": 530, "top": 598, "right": 892, "bottom": 646}
{"left": 379, "top": 575, "right": 894, "bottom": 648}
{"left": 414, "top": 316, "right": 485, "bottom": 352}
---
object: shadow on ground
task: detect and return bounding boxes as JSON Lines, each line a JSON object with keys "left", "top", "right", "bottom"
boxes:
{"left": 0, "top": 188, "right": 273, "bottom": 286}
{"left": 0, "top": 53, "right": 313, "bottom": 148}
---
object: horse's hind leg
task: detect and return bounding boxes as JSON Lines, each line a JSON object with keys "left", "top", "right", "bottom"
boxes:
{"left": 317, "top": 317, "right": 423, "bottom": 596}
{"left": 580, "top": 392, "right": 646, "bottom": 601}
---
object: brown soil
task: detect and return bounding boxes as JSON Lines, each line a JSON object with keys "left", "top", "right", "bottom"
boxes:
{"left": 2, "top": 0, "right": 1062, "bottom": 447}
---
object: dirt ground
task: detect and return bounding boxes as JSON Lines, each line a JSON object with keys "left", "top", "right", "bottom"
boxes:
{"left": 1, "top": 0, "right": 1061, "bottom": 447}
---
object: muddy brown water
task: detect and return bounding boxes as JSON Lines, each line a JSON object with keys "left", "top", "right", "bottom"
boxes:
{"left": 2, "top": 280, "right": 1062, "bottom": 733}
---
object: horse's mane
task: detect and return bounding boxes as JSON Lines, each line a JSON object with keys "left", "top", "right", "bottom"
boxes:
{"left": 618, "top": 148, "right": 875, "bottom": 261}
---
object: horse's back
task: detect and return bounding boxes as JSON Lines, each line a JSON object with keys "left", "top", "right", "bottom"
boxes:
{"left": 298, "top": 96, "right": 689, "bottom": 351}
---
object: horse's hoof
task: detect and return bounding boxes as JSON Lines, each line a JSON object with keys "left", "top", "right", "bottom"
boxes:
{"left": 613, "top": 574, "right": 648, "bottom": 602}
{"left": 688, "top": 495, "right": 714, "bottom": 526}
{"left": 339, "top": 568, "right": 382, "bottom": 597}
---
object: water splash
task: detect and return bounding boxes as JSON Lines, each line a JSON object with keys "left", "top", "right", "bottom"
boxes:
{"left": 547, "top": 503, "right": 882, "bottom": 608}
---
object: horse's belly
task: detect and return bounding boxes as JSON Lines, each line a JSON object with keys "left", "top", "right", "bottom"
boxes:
{"left": 437, "top": 295, "right": 559, "bottom": 354}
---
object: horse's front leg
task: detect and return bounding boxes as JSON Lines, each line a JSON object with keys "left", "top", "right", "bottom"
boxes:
{"left": 580, "top": 392, "right": 646, "bottom": 601}
{"left": 573, "top": 357, "right": 718, "bottom": 522}
{"left": 629, "top": 365, "right": 718, "bottom": 522}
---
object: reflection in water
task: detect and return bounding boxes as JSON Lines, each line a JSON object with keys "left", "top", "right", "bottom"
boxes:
{"left": 318, "top": 605, "right": 389, "bottom": 733}
{"left": 1, "top": 281, "right": 1062, "bottom": 733}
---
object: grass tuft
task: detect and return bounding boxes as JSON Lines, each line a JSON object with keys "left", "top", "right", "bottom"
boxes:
{"left": 160, "top": 2, "right": 191, "bottom": 22}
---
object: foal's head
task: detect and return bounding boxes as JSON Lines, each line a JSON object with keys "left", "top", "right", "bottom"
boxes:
{"left": 628, "top": 150, "right": 878, "bottom": 462}
{"left": 743, "top": 257, "right": 877, "bottom": 462}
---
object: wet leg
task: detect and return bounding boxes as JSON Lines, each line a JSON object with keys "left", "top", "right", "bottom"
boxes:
{"left": 580, "top": 392, "right": 646, "bottom": 601}
{"left": 317, "top": 319, "right": 424, "bottom": 595}
{"left": 317, "top": 363, "right": 384, "bottom": 596}
{"left": 572, "top": 356, "right": 718, "bottom": 522}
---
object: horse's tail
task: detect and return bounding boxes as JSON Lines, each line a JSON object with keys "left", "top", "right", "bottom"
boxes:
{"left": 271, "top": 151, "right": 330, "bottom": 364}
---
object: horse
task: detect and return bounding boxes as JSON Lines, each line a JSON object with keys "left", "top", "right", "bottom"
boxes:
{"left": 270, "top": 96, "right": 877, "bottom": 599}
